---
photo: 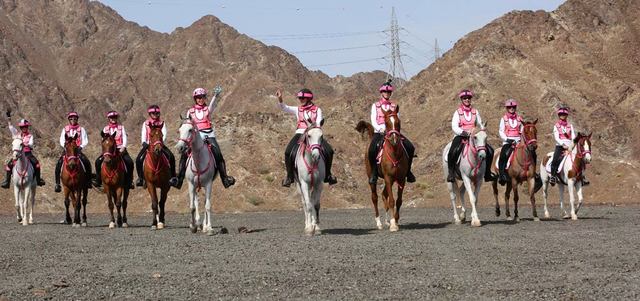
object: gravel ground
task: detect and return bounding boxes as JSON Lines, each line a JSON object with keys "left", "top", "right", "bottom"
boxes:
{"left": 0, "top": 206, "right": 638, "bottom": 300}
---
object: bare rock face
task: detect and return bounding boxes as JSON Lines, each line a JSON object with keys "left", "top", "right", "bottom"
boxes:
{"left": 0, "top": 0, "right": 638, "bottom": 213}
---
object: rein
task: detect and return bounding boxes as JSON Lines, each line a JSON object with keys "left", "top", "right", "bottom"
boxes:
{"left": 299, "top": 126, "right": 324, "bottom": 188}
{"left": 183, "top": 124, "right": 214, "bottom": 191}
{"left": 145, "top": 140, "right": 169, "bottom": 176}
{"left": 461, "top": 129, "right": 486, "bottom": 179}
{"left": 381, "top": 119, "right": 407, "bottom": 188}
{"left": 13, "top": 150, "right": 29, "bottom": 190}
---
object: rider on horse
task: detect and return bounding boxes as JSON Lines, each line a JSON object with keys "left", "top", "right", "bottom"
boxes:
{"left": 93, "top": 111, "right": 135, "bottom": 189}
{"left": 1, "top": 110, "right": 46, "bottom": 188}
{"left": 446, "top": 89, "right": 495, "bottom": 183}
{"left": 367, "top": 80, "right": 416, "bottom": 185}
{"left": 135, "top": 105, "right": 178, "bottom": 188}
{"left": 549, "top": 106, "right": 589, "bottom": 186}
{"left": 276, "top": 88, "right": 337, "bottom": 187}
{"left": 176, "top": 87, "right": 235, "bottom": 189}
{"left": 54, "top": 111, "right": 93, "bottom": 192}
{"left": 497, "top": 99, "right": 523, "bottom": 185}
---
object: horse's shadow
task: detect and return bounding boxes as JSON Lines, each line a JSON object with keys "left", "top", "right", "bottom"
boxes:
{"left": 322, "top": 228, "right": 377, "bottom": 236}
{"left": 402, "top": 222, "right": 450, "bottom": 230}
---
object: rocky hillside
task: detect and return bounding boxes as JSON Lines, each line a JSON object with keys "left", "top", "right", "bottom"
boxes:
{"left": 0, "top": 0, "right": 637, "bottom": 215}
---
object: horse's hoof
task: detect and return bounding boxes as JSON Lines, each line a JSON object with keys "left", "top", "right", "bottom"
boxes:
{"left": 17, "top": 218, "right": 22, "bottom": 224}
{"left": 109, "top": 222, "right": 115, "bottom": 229}
{"left": 506, "top": 216, "right": 514, "bottom": 221}
{"left": 495, "top": 209, "right": 501, "bottom": 217}
{"left": 81, "top": 222, "right": 87, "bottom": 227}
{"left": 28, "top": 219, "right": 34, "bottom": 225}
{"left": 514, "top": 217, "right": 520, "bottom": 222}
{"left": 121, "top": 223, "right": 128, "bottom": 228}
{"left": 151, "top": 225, "right": 157, "bottom": 230}
{"left": 471, "top": 219, "right": 482, "bottom": 227}
{"left": 454, "top": 219, "right": 462, "bottom": 225}
{"left": 190, "top": 226, "right": 197, "bottom": 234}
{"left": 72, "top": 223, "right": 80, "bottom": 228}
{"left": 389, "top": 225, "right": 399, "bottom": 232}
{"left": 206, "top": 229, "right": 216, "bottom": 236}
{"left": 459, "top": 212, "right": 466, "bottom": 221}
{"left": 533, "top": 217, "right": 541, "bottom": 222}
{"left": 314, "top": 226, "right": 322, "bottom": 235}
{"left": 544, "top": 212, "right": 551, "bottom": 219}
{"left": 571, "top": 215, "right": 578, "bottom": 221}
{"left": 563, "top": 214, "right": 570, "bottom": 219}
{"left": 22, "top": 221, "right": 29, "bottom": 226}
{"left": 157, "top": 223, "right": 164, "bottom": 230}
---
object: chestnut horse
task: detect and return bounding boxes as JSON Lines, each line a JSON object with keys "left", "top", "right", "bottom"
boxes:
{"left": 540, "top": 132, "right": 592, "bottom": 220}
{"left": 100, "top": 131, "right": 130, "bottom": 228}
{"left": 490, "top": 119, "right": 540, "bottom": 221}
{"left": 356, "top": 107, "right": 408, "bottom": 232}
{"left": 144, "top": 125, "right": 171, "bottom": 230}
{"left": 61, "top": 134, "right": 89, "bottom": 227}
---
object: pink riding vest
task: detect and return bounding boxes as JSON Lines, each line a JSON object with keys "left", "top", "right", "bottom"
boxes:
{"left": 503, "top": 114, "right": 522, "bottom": 138}
{"left": 296, "top": 104, "right": 318, "bottom": 130}
{"left": 144, "top": 119, "right": 164, "bottom": 142}
{"left": 555, "top": 121, "right": 573, "bottom": 140}
{"left": 21, "top": 132, "right": 32, "bottom": 152}
{"left": 188, "top": 105, "right": 212, "bottom": 131}
{"left": 457, "top": 106, "right": 477, "bottom": 131}
{"left": 103, "top": 124, "right": 124, "bottom": 147}
{"left": 375, "top": 99, "right": 398, "bottom": 125}
{"left": 64, "top": 124, "right": 83, "bottom": 146}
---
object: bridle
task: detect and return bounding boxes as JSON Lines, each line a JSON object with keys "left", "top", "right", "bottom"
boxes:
{"left": 299, "top": 126, "right": 324, "bottom": 187}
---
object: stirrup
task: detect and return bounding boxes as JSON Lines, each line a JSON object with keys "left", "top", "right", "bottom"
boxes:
{"left": 324, "top": 174, "right": 337, "bottom": 185}
{"left": 54, "top": 184, "right": 62, "bottom": 193}
{"left": 37, "top": 179, "right": 46, "bottom": 186}
{"left": 222, "top": 176, "right": 235, "bottom": 188}
{"left": 406, "top": 172, "right": 416, "bottom": 183}
{"left": 282, "top": 177, "right": 293, "bottom": 187}
{"left": 0, "top": 181, "right": 9, "bottom": 189}
{"left": 136, "top": 178, "right": 145, "bottom": 187}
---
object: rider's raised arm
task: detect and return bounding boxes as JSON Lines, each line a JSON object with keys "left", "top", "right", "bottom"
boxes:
{"left": 278, "top": 102, "right": 297, "bottom": 115}
{"left": 498, "top": 118, "right": 507, "bottom": 142}
{"left": 80, "top": 128, "right": 88, "bottom": 149}
{"left": 8, "top": 122, "right": 18, "bottom": 137}
{"left": 315, "top": 108, "right": 324, "bottom": 127}
{"left": 475, "top": 111, "right": 484, "bottom": 129}
{"left": 140, "top": 123, "right": 148, "bottom": 145}
{"left": 451, "top": 111, "right": 464, "bottom": 136}
{"left": 208, "top": 93, "right": 218, "bottom": 114}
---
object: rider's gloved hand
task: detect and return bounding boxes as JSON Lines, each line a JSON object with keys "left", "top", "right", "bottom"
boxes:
{"left": 461, "top": 131, "right": 470, "bottom": 137}
{"left": 213, "top": 85, "right": 223, "bottom": 96}
{"left": 5, "top": 109, "right": 11, "bottom": 118}
{"left": 142, "top": 142, "right": 149, "bottom": 148}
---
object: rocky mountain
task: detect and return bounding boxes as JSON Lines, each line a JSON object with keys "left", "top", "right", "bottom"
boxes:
{"left": 0, "top": 0, "right": 637, "bottom": 214}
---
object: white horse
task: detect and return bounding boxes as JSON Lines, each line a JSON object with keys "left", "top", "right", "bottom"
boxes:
{"left": 540, "top": 133, "right": 592, "bottom": 220}
{"left": 441, "top": 125, "right": 487, "bottom": 227}
{"left": 10, "top": 138, "right": 36, "bottom": 225}
{"left": 176, "top": 118, "right": 217, "bottom": 235}
{"left": 295, "top": 125, "right": 326, "bottom": 236}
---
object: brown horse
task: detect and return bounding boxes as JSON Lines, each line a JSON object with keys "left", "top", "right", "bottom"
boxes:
{"left": 491, "top": 119, "right": 540, "bottom": 221}
{"left": 144, "top": 125, "right": 171, "bottom": 230}
{"left": 356, "top": 107, "right": 408, "bottom": 232}
{"left": 100, "top": 131, "right": 130, "bottom": 228}
{"left": 61, "top": 134, "right": 88, "bottom": 227}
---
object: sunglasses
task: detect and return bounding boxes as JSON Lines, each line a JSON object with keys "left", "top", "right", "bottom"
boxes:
{"left": 297, "top": 97, "right": 311, "bottom": 100}
{"left": 461, "top": 96, "right": 472, "bottom": 100}
{"left": 506, "top": 106, "right": 516, "bottom": 109}
{"left": 195, "top": 95, "right": 207, "bottom": 99}
{"left": 68, "top": 117, "right": 78, "bottom": 120}
{"left": 149, "top": 112, "right": 160, "bottom": 115}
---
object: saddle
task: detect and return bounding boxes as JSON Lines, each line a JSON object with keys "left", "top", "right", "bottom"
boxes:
{"left": 544, "top": 152, "right": 569, "bottom": 174}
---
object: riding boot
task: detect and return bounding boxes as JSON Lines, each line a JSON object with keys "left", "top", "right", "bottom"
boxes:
{"left": 484, "top": 144, "right": 496, "bottom": 182}
{"left": 93, "top": 156, "right": 103, "bottom": 187}
{"left": 135, "top": 151, "right": 146, "bottom": 187}
{"left": 54, "top": 156, "right": 63, "bottom": 192}
{"left": 282, "top": 151, "right": 295, "bottom": 187}
{"left": 80, "top": 154, "right": 93, "bottom": 189}
{"left": 175, "top": 152, "right": 187, "bottom": 189}
{"left": 217, "top": 159, "right": 235, "bottom": 188}
{"left": 166, "top": 149, "right": 178, "bottom": 187}
{"left": 498, "top": 147, "right": 509, "bottom": 186}
{"left": 322, "top": 146, "right": 337, "bottom": 185}
{"left": 0, "top": 169, "right": 11, "bottom": 189}
{"left": 35, "top": 166, "right": 45, "bottom": 186}
{"left": 581, "top": 176, "right": 590, "bottom": 187}
{"left": 406, "top": 157, "right": 416, "bottom": 183}
{"left": 368, "top": 137, "right": 381, "bottom": 185}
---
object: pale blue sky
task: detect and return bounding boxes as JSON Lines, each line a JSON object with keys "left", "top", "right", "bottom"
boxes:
{"left": 97, "top": 0, "right": 564, "bottom": 78}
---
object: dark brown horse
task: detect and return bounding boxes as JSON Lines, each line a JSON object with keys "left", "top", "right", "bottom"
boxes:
{"left": 61, "top": 134, "right": 88, "bottom": 227}
{"left": 491, "top": 119, "right": 539, "bottom": 221}
{"left": 356, "top": 107, "right": 408, "bottom": 232}
{"left": 100, "top": 131, "right": 130, "bottom": 228}
{"left": 144, "top": 125, "right": 171, "bottom": 230}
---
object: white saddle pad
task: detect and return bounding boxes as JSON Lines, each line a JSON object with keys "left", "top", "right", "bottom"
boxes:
{"left": 545, "top": 155, "right": 568, "bottom": 174}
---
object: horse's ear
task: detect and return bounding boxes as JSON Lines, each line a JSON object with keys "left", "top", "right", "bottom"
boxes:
{"left": 100, "top": 131, "right": 108, "bottom": 138}
{"left": 481, "top": 121, "right": 487, "bottom": 129}
{"left": 533, "top": 118, "right": 538, "bottom": 125}
{"left": 111, "top": 131, "right": 117, "bottom": 138}
{"left": 588, "top": 132, "right": 592, "bottom": 139}
{"left": 320, "top": 118, "right": 325, "bottom": 127}
{"left": 395, "top": 104, "right": 400, "bottom": 113}
{"left": 72, "top": 133, "right": 78, "bottom": 140}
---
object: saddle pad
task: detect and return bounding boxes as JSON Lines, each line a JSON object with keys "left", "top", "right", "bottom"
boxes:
{"left": 545, "top": 155, "right": 568, "bottom": 174}
{"left": 494, "top": 150, "right": 515, "bottom": 170}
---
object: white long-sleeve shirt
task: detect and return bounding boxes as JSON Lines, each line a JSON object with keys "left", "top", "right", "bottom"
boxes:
{"left": 370, "top": 103, "right": 401, "bottom": 134}
{"left": 451, "top": 109, "right": 483, "bottom": 136}
{"left": 140, "top": 122, "right": 167, "bottom": 145}
{"left": 186, "top": 93, "right": 219, "bottom": 138}
{"left": 553, "top": 122, "right": 575, "bottom": 147}
{"left": 8, "top": 122, "right": 33, "bottom": 147}
{"left": 59, "top": 127, "right": 88, "bottom": 148}
{"left": 278, "top": 102, "right": 323, "bottom": 134}
{"left": 498, "top": 118, "right": 523, "bottom": 144}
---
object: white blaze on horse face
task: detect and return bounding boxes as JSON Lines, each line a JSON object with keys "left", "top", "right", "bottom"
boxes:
{"left": 176, "top": 123, "right": 193, "bottom": 152}
{"left": 389, "top": 115, "right": 398, "bottom": 145}
{"left": 583, "top": 140, "right": 592, "bottom": 163}
{"left": 475, "top": 131, "right": 487, "bottom": 159}
{"left": 307, "top": 128, "right": 323, "bottom": 162}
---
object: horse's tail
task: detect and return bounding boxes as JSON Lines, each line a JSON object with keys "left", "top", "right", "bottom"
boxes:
{"left": 355, "top": 121, "right": 374, "bottom": 140}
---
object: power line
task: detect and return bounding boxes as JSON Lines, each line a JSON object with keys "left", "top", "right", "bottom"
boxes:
{"left": 253, "top": 30, "right": 384, "bottom": 40}
{"left": 293, "top": 44, "right": 386, "bottom": 54}
{"left": 306, "top": 56, "right": 389, "bottom": 67}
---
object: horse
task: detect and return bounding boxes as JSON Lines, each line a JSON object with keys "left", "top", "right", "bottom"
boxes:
{"left": 540, "top": 132, "right": 592, "bottom": 220}
{"left": 100, "top": 131, "right": 130, "bottom": 228}
{"left": 144, "top": 124, "right": 171, "bottom": 229}
{"left": 441, "top": 124, "right": 488, "bottom": 227}
{"left": 176, "top": 117, "right": 217, "bottom": 235}
{"left": 490, "top": 119, "right": 540, "bottom": 221}
{"left": 61, "top": 134, "right": 89, "bottom": 227}
{"left": 10, "top": 137, "right": 36, "bottom": 226}
{"left": 295, "top": 123, "right": 326, "bottom": 236}
{"left": 356, "top": 107, "right": 408, "bottom": 232}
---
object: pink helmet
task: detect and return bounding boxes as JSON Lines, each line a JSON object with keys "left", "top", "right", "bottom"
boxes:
{"left": 106, "top": 111, "right": 119, "bottom": 118}
{"left": 147, "top": 105, "right": 161, "bottom": 114}
{"left": 504, "top": 99, "right": 518, "bottom": 107}
{"left": 296, "top": 89, "right": 314, "bottom": 100}
{"left": 379, "top": 80, "right": 394, "bottom": 92}
{"left": 67, "top": 111, "right": 79, "bottom": 119}
{"left": 192, "top": 88, "right": 207, "bottom": 98}
{"left": 557, "top": 107, "right": 570, "bottom": 115}
{"left": 18, "top": 119, "right": 31, "bottom": 127}
{"left": 458, "top": 89, "right": 474, "bottom": 99}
